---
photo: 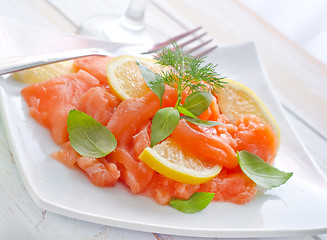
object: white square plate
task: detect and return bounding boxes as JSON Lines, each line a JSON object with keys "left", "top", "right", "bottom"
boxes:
{"left": 1, "top": 36, "right": 327, "bottom": 237}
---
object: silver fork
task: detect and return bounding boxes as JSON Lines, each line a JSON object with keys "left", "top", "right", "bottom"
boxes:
{"left": 0, "top": 27, "right": 217, "bottom": 75}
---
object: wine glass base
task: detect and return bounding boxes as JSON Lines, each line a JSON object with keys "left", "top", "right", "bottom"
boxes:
{"left": 79, "top": 15, "right": 165, "bottom": 45}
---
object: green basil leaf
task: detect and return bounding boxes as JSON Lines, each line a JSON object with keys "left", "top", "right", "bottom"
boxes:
{"left": 182, "top": 91, "right": 212, "bottom": 116}
{"left": 151, "top": 107, "right": 180, "bottom": 147}
{"left": 169, "top": 192, "right": 215, "bottom": 213}
{"left": 176, "top": 106, "right": 197, "bottom": 118}
{"left": 67, "top": 110, "right": 117, "bottom": 158}
{"left": 237, "top": 150, "right": 293, "bottom": 189}
{"left": 137, "top": 61, "right": 165, "bottom": 105}
{"left": 182, "top": 116, "right": 222, "bottom": 127}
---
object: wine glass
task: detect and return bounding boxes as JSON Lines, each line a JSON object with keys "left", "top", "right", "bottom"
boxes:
{"left": 78, "top": 0, "right": 165, "bottom": 45}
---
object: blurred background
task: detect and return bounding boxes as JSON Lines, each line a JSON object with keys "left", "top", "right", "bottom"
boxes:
{"left": 240, "top": 0, "right": 327, "bottom": 66}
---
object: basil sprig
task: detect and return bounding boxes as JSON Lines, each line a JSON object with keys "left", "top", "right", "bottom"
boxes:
{"left": 67, "top": 110, "right": 117, "bottom": 158}
{"left": 176, "top": 106, "right": 197, "bottom": 119}
{"left": 169, "top": 192, "right": 215, "bottom": 213}
{"left": 137, "top": 62, "right": 221, "bottom": 147}
{"left": 151, "top": 107, "right": 180, "bottom": 147}
{"left": 136, "top": 61, "right": 165, "bottom": 106}
{"left": 182, "top": 91, "right": 212, "bottom": 116}
{"left": 237, "top": 151, "right": 293, "bottom": 189}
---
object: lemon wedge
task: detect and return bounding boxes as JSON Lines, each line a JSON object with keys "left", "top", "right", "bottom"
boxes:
{"left": 12, "top": 61, "right": 77, "bottom": 84}
{"left": 106, "top": 55, "right": 162, "bottom": 100}
{"left": 216, "top": 79, "right": 280, "bottom": 141}
{"left": 139, "top": 138, "right": 222, "bottom": 185}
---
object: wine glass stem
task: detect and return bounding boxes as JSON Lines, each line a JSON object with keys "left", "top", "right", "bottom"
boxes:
{"left": 120, "top": 0, "right": 148, "bottom": 30}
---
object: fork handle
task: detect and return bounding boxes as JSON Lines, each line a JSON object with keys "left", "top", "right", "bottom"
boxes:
{"left": 0, "top": 48, "right": 108, "bottom": 75}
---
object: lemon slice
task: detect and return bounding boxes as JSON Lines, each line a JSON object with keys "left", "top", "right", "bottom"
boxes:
{"left": 106, "top": 55, "right": 162, "bottom": 100}
{"left": 216, "top": 79, "right": 280, "bottom": 140}
{"left": 139, "top": 138, "right": 222, "bottom": 185}
{"left": 12, "top": 61, "right": 77, "bottom": 84}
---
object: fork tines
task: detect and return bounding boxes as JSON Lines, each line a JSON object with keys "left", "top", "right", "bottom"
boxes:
{"left": 143, "top": 26, "right": 217, "bottom": 57}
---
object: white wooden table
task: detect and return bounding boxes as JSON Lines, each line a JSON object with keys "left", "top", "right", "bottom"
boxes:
{"left": 0, "top": 0, "right": 326, "bottom": 239}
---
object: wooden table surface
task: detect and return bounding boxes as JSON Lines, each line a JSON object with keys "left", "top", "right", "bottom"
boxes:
{"left": 0, "top": 0, "right": 326, "bottom": 239}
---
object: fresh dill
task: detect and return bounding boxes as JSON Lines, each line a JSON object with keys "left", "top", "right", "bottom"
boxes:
{"left": 138, "top": 42, "right": 224, "bottom": 147}
{"left": 154, "top": 42, "right": 226, "bottom": 106}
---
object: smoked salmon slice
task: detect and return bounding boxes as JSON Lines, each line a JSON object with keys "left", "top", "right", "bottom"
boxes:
{"left": 171, "top": 119, "right": 239, "bottom": 169}
{"left": 144, "top": 173, "right": 200, "bottom": 205}
{"left": 107, "top": 91, "right": 160, "bottom": 146}
{"left": 109, "top": 147, "right": 154, "bottom": 194}
{"left": 76, "top": 156, "right": 120, "bottom": 187}
{"left": 52, "top": 142, "right": 120, "bottom": 187}
{"left": 234, "top": 115, "right": 278, "bottom": 164}
{"left": 21, "top": 70, "right": 100, "bottom": 145}
{"left": 74, "top": 56, "right": 113, "bottom": 86}
{"left": 77, "top": 87, "right": 121, "bottom": 126}
{"left": 198, "top": 169, "right": 257, "bottom": 204}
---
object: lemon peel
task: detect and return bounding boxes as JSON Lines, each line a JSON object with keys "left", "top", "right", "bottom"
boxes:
{"left": 106, "top": 55, "right": 162, "bottom": 100}
{"left": 13, "top": 61, "right": 77, "bottom": 84}
{"left": 139, "top": 138, "right": 222, "bottom": 185}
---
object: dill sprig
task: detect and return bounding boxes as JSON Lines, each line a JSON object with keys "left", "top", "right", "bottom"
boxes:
{"left": 154, "top": 42, "right": 226, "bottom": 106}
{"left": 137, "top": 42, "right": 224, "bottom": 147}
